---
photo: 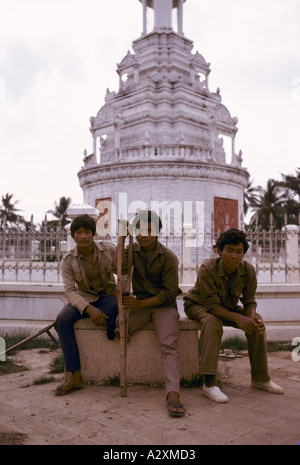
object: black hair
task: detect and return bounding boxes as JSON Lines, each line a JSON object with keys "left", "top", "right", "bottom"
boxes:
{"left": 70, "top": 215, "right": 96, "bottom": 237}
{"left": 132, "top": 210, "right": 162, "bottom": 233}
{"left": 216, "top": 228, "right": 249, "bottom": 253}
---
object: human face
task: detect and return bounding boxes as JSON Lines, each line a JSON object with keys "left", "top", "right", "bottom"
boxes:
{"left": 135, "top": 221, "right": 158, "bottom": 252}
{"left": 73, "top": 227, "right": 93, "bottom": 251}
{"left": 220, "top": 242, "right": 244, "bottom": 274}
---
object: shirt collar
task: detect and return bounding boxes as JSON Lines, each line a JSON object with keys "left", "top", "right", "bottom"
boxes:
{"left": 71, "top": 240, "right": 105, "bottom": 257}
{"left": 134, "top": 239, "right": 164, "bottom": 255}
{"left": 217, "top": 258, "right": 245, "bottom": 277}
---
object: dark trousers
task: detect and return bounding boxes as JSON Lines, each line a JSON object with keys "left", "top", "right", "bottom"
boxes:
{"left": 55, "top": 292, "right": 118, "bottom": 372}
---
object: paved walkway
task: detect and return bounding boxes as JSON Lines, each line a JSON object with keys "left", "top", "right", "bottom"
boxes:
{"left": 0, "top": 348, "right": 299, "bottom": 447}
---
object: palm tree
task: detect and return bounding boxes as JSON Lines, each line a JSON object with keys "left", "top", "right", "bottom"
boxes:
{"left": 277, "top": 169, "right": 300, "bottom": 224}
{"left": 249, "top": 179, "right": 288, "bottom": 230}
{"left": 243, "top": 179, "right": 261, "bottom": 215}
{"left": 0, "top": 193, "right": 25, "bottom": 229}
{"left": 47, "top": 196, "right": 72, "bottom": 228}
{"left": 280, "top": 168, "right": 300, "bottom": 198}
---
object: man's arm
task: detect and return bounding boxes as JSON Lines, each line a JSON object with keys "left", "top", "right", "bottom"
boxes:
{"left": 123, "top": 294, "right": 163, "bottom": 309}
{"left": 209, "top": 304, "right": 264, "bottom": 335}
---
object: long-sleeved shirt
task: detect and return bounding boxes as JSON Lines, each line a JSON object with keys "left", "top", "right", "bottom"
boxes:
{"left": 183, "top": 257, "right": 257, "bottom": 312}
{"left": 120, "top": 240, "right": 181, "bottom": 308}
{"left": 61, "top": 241, "right": 116, "bottom": 313}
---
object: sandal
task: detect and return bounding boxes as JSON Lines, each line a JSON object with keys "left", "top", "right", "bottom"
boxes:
{"left": 55, "top": 380, "right": 84, "bottom": 396}
{"left": 166, "top": 401, "right": 185, "bottom": 417}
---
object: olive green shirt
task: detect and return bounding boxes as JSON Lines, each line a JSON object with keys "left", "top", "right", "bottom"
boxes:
{"left": 183, "top": 257, "right": 257, "bottom": 313}
{"left": 121, "top": 240, "right": 181, "bottom": 308}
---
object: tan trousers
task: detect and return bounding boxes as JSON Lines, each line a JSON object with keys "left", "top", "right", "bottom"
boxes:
{"left": 185, "top": 305, "right": 271, "bottom": 383}
{"left": 127, "top": 306, "right": 181, "bottom": 395}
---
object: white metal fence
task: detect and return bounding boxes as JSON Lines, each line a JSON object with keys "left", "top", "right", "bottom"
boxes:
{"left": 0, "top": 217, "right": 299, "bottom": 284}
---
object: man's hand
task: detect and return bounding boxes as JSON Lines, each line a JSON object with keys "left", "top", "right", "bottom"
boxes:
{"left": 233, "top": 313, "right": 265, "bottom": 335}
{"left": 251, "top": 314, "right": 265, "bottom": 334}
{"left": 85, "top": 305, "right": 108, "bottom": 326}
{"left": 123, "top": 295, "right": 141, "bottom": 309}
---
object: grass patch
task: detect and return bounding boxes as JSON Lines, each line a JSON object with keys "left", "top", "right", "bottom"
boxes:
{"left": 0, "top": 358, "right": 28, "bottom": 375}
{"left": 221, "top": 336, "right": 248, "bottom": 352}
{"left": 33, "top": 376, "right": 56, "bottom": 385}
{"left": 220, "top": 335, "right": 294, "bottom": 353}
{"left": 267, "top": 341, "right": 294, "bottom": 352}
{"left": 49, "top": 353, "right": 65, "bottom": 374}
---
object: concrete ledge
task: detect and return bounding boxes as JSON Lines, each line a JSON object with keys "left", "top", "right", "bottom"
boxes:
{"left": 74, "top": 317, "right": 201, "bottom": 385}
{"left": 1, "top": 281, "right": 299, "bottom": 342}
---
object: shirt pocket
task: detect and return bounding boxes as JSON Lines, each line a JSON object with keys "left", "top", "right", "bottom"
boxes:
{"left": 148, "top": 263, "right": 163, "bottom": 282}
{"left": 73, "top": 270, "right": 84, "bottom": 283}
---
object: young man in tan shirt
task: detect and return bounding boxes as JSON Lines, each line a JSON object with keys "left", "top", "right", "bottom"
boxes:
{"left": 55, "top": 214, "right": 118, "bottom": 396}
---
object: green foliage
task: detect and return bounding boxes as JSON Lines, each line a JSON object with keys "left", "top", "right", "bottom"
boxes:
{"left": 221, "top": 335, "right": 248, "bottom": 351}
{"left": 33, "top": 376, "right": 56, "bottom": 385}
{"left": 244, "top": 169, "right": 300, "bottom": 229}
{"left": 49, "top": 353, "right": 65, "bottom": 373}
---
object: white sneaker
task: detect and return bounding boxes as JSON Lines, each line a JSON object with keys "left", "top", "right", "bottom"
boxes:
{"left": 202, "top": 384, "right": 229, "bottom": 403}
{"left": 252, "top": 380, "right": 284, "bottom": 394}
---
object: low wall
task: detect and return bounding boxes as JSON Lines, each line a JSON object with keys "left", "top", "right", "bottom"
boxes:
{"left": 0, "top": 282, "right": 300, "bottom": 342}
{"left": 74, "top": 317, "right": 200, "bottom": 384}
{"left": 0, "top": 282, "right": 65, "bottom": 332}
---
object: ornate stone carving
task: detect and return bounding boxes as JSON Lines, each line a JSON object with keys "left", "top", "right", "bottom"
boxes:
{"left": 78, "top": 0, "right": 248, "bottom": 223}
{"left": 79, "top": 160, "right": 248, "bottom": 189}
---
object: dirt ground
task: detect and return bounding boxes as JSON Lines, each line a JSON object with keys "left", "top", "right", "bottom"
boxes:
{"left": 1, "top": 347, "right": 300, "bottom": 446}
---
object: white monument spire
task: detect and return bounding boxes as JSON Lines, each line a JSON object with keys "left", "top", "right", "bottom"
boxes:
{"left": 79, "top": 0, "right": 248, "bottom": 238}
{"left": 140, "top": 0, "right": 186, "bottom": 35}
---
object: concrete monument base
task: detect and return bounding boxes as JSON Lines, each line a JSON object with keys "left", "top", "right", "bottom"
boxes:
{"left": 74, "top": 316, "right": 201, "bottom": 385}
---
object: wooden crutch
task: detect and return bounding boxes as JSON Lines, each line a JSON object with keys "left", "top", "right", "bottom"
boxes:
{"left": 0, "top": 322, "right": 57, "bottom": 358}
{"left": 116, "top": 221, "right": 133, "bottom": 397}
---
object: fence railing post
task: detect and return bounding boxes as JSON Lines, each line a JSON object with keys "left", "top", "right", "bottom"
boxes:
{"left": 181, "top": 223, "right": 194, "bottom": 286}
{"left": 285, "top": 224, "right": 300, "bottom": 284}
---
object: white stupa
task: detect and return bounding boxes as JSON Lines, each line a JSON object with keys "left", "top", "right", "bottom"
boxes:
{"left": 78, "top": 0, "right": 249, "bottom": 238}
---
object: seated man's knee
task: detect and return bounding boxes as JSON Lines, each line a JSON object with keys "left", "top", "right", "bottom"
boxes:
{"left": 56, "top": 304, "right": 79, "bottom": 330}
{"left": 201, "top": 313, "right": 223, "bottom": 336}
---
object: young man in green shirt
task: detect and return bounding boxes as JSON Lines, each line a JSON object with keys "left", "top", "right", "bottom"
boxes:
{"left": 115, "top": 210, "right": 186, "bottom": 417}
{"left": 184, "top": 228, "right": 284, "bottom": 403}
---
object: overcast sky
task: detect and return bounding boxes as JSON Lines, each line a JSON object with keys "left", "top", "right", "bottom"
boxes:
{"left": 0, "top": 0, "right": 299, "bottom": 224}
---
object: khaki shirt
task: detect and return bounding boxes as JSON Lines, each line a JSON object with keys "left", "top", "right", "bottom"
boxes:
{"left": 121, "top": 240, "right": 181, "bottom": 308}
{"left": 61, "top": 241, "right": 116, "bottom": 313}
{"left": 183, "top": 257, "right": 257, "bottom": 312}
